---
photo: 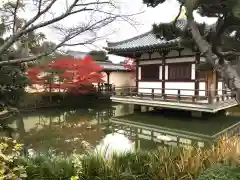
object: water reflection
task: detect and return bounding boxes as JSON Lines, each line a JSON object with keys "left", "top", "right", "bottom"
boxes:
{"left": 0, "top": 104, "right": 135, "bottom": 154}
{"left": 0, "top": 104, "right": 240, "bottom": 154}
{"left": 109, "top": 109, "right": 240, "bottom": 150}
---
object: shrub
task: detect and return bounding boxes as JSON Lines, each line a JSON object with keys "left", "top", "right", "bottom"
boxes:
{"left": 0, "top": 137, "right": 27, "bottom": 179}
{"left": 22, "top": 150, "right": 78, "bottom": 180}
{"left": 197, "top": 166, "right": 240, "bottom": 180}
{"left": 79, "top": 136, "right": 240, "bottom": 180}
{"left": 1, "top": 135, "right": 240, "bottom": 180}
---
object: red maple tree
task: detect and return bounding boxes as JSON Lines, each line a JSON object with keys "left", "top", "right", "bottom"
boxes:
{"left": 26, "top": 56, "right": 105, "bottom": 94}
{"left": 123, "top": 57, "right": 136, "bottom": 71}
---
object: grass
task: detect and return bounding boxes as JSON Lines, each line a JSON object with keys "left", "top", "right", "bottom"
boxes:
{"left": 1, "top": 135, "right": 240, "bottom": 180}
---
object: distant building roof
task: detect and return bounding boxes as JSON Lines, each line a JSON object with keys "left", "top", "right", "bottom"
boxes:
{"left": 66, "top": 50, "right": 87, "bottom": 59}
{"left": 66, "top": 50, "right": 133, "bottom": 72}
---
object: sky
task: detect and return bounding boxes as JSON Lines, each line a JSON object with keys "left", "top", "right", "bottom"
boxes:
{"left": 56, "top": 0, "right": 216, "bottom": 50}
{"left": 51, "top": 0, "right": 216, "bottom": 63}
{"left": 2, "top": 0, "right": 217, "bottom": 63}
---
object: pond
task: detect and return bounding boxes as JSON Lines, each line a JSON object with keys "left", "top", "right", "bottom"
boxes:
{"left": 0, "top": 103, "right": 240, "bottom": 154}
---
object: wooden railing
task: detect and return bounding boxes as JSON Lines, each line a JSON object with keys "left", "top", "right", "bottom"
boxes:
{"left": 96, "top": 84, "right": 114, "bottom": 93}
{"left": 111, "top": 86, "right": 235, "bottom": 104}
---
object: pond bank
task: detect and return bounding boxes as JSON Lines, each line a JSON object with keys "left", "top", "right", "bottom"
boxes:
{"left": 1, "top": 136, "right": 240, "bottom": 180}
{"left": 18, "top": 92, "right": 111, "bottom": 112}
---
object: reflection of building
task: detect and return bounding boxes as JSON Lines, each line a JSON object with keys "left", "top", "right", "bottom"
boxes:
{"left": 109, "top": 112, "right": 240, "bottom": 150}
{"left": 105, "top": 20, "right": 237, "bottom": 114}
{"left": 111, "top": 118, "right": 207, "bottom": 149}
{"left": 1, "top": 106, "right": 117, "bottom": 138}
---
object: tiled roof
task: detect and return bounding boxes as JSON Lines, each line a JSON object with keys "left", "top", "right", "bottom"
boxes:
{"left": 105, "top": 20, "right": 215, "bottom": 53}
{"left": 107, "top": 32, "right": 180, "bottom": 51}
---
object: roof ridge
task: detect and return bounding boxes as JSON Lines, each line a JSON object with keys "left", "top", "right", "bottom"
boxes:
{"left": 107, "top": 30, "right": 153, "bottom": 47}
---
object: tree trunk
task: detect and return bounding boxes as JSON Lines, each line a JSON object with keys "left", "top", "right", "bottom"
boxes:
{"left": 188, "top": 20, "right": 240, "bottom": 102}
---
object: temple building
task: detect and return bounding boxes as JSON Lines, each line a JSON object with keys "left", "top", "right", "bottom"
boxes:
{"left": 104, "top": 20, "right": 237, "bottom": 115}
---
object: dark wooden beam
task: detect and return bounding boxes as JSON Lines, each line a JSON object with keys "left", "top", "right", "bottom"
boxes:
{"left": 195, "top": 52, "right": 200, "bottom": 96}
{"left": 135, "top": 53, "right": 141, "bottom": 93}
{"left": 161, "top": 52, "right": 166, "bottom": 95}
{"left": 106, "top": 72, "right": 110, "bottom": 84}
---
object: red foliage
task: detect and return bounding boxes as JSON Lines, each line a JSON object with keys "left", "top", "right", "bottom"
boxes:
{"left": 26, "top": 56, "right": 104, "bottom": 94}
{"left": 123, "top": 57, "right": 136, "bottom": 71}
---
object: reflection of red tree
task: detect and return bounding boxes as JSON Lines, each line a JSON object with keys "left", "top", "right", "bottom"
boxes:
{"left": 26, "top": 56, "right": 105, "bottom": 94}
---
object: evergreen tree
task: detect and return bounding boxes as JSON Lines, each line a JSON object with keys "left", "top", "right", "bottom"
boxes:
{"left": 87, "top": 50, "right": 109, "bottom": 62}
{"left": 142, "top": 0, "right": 240, "bottom": 102}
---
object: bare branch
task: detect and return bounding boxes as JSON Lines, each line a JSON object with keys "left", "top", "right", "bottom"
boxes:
{"left": 38, "top": 0, "right": 43, "bottom": 13}
{"left": 0, "top": 0, "right": 59, "bottom": 55}
{"left": 63, "top": 29, "right": 116, "bottom": 46}
{"left": 174, "top": 3, "right": 184, "bottom": 25}
{"left": 0, "top": 0, "right": 140, "bottom": 65}
{"left": 12, "top": 0, "right": 21, "bottom": 34}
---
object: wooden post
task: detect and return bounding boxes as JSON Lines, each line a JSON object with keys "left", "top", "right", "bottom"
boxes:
{"left": 112, "top": 85, "right": 116, "bottom": 96}
{"left": 135, "top": 54, "right": 140, "bottom": 93}
{"left": 222, "top": 89, "right": 225, "bottom": 101}
{"left": 106, "top": 71, "right": 110, "bottom": 85}
{"left": 163, "top": 89, "right": 166, "bottom": 100}
{"left": 208, "top": 90, "right": 212, "bottom": 104}
{"left": 151, "top": 89, "right": 154, "bottom": 99}
{"left": 192, "top": 96, "right": 195, "bottom": 102}
{"left": 206, "top": 70, "right": 217, "bottom": 104}
{"left": 195, "top": 52, "right": 200, "bottom": 97}
{"left": 177, "top": 89, "right": 181, "bottom": 102}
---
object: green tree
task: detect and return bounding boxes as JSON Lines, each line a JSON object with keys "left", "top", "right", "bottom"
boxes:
{"left": 0, "top": 1, "right": 52, "bottom": 106}
{"left": 142, "top": 0, "right": 240, "bottom": 102}
{"left": 87, "top": 50, "right": 109, "bottom": 62}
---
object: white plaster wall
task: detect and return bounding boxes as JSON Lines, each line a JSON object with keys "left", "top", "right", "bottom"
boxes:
{"left": 191, "top": 64, "right": 195, "bottom": 79}
{"left": 102, "top": 72, "right": 135, "bottom": 87}
{"left": 165, "top": 65, "right": 168, "bottom": 80}
{"left": 199, "top": 82, "right": 206, "bottom": 96}
{"left": 218, "top": 82, "right": 223, "bottom": 95}
{"left": 159, "top": 66, "right": 162, "bottom": 80}
{"left": 138, "top": 67, "right": 141, "bottom": 80}
{"left": 138, "top": 82, "right": 162, "bottom": 94}
{"left": 165, "top": 82, "right": 195, "bottom": 96}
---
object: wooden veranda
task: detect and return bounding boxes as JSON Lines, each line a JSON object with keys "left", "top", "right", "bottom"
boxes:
{"left": 110, "top": 87, "right": 238, "bottom": 113}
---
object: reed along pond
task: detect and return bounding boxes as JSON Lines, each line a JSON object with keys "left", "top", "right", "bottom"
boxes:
{"left": 1, "top": 103, "right": 240, "bottom": 154}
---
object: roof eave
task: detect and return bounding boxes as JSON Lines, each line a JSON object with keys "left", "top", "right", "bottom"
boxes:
{"left": 104, "top": 42, "right": 181, "bottom": 55}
